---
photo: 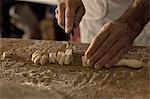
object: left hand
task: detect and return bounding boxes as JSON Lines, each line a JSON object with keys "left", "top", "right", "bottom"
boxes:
{"left": 85, "top": 21, "right": 139, "bottom": 70}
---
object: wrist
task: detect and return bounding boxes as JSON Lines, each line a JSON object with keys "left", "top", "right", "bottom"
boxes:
{"left": 115, "top": 17, "right": 142, "bottom": 38}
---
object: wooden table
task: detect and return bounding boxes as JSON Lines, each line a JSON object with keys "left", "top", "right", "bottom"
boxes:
{"left": 0, "top": 38, "right": 150, "bottom": 99}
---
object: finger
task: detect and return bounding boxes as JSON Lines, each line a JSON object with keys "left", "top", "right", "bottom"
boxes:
{"left": 85, "top": 23, "right": 111, "bottom": 59}
{"left": 74, "top": 6, "right": 85, "bottom": 27}
{"left": 65, "top": 3, "right": 75, "bottom": 33}
{"left": 93, "top": 40, "right": 123, "bottom": 70}
{"left": 88, "top": 31, "right": 119, "bottom": 66}
{"left": 55, "top": 7, "right": 58, "bottom": 19}
{"left": 57, "top": 2, "right": 66, "bottom": 29}
{"left": 104, "top": 48, "right": 128, "bottom": 69}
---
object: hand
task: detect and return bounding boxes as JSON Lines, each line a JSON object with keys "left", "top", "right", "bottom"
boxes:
{"left": 85, "top": 20, "right": 139, "bottom": 70}
{"left": 55, "top": 0, "right": 85, "bottom": 33}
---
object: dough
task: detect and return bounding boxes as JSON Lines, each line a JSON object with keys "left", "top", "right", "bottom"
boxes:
{"left": 65, "top": 49, "right": 72, "bottom": 54}
{"left": 2, "top": 51, "right": 13, "bottom": 59}
{"left": 40, "top": 55, "right": 48, "bottom": 65}
{"left": 33, "top": 55, "right": 41, "bottom": 64}
{"left": 115, "top": 59, "right": 143, "bottom": 68}
{"left": 2, "top": 52, "right": 8, "bottom": 59}
{"left": 32, "top": 50, "right": 41, "bottom": 57}
{"left": 56, "top": 52, "right": 64, "bottom": 63}
{"left": 82, "top": 56, "right": 143, "bottom": 69}
{"left": 58, "top": 53, "right": 66, "bottom": 65}
{"left": 64, "top": 53, "right": 73, "bottom": 65}
{"left": 49, "top": 53, "right": 56, "bottom": 63}
{"left": 82, "top": 56, "right": 89, "bottom": 67}
{"left": 31, "top": 50, "right": 41, "bottom": 61}
{"left": 31, "top": 54, "right": 41, "bottom": 62}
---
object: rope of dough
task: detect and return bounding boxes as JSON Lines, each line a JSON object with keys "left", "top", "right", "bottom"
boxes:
{"left": 2, "top": 51, "right": 143, "bottom": 68}
{"left": 115, "top": 59, "right": 143, "bottom": 68}
{"left": 82, "top": 56, "right": 143, "bottom": 69}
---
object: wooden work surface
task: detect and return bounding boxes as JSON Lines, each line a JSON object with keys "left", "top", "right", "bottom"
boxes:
{"left": 0, "top": 38, "right": 150, "bottom": 99}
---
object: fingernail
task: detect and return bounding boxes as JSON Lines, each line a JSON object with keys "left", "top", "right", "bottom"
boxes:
{"left": 87, "top": 59, "right": 94, "bottom": 66}
{"left": 105, "top": 64, "right": 110, "bottom": 68}
{"left": 94, "top": 65, "right": 102, "bottom": 70}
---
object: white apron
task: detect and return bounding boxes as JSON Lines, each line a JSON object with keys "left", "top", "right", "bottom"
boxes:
{"left": 80, "top": 0, "right": 150, "bottom": 46}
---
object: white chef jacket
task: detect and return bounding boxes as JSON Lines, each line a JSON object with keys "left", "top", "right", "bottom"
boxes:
{"left": 80, "top": 0, "right": 150, "bottom": 46}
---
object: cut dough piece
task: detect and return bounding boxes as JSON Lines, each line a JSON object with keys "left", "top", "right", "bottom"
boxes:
{"left": 31, "top": 54, "right": 41, "bottom": 62}
{"left": 58, "top": 53, "right": 66, "bottom": 65}
{"left": 115, "top": 59, "right": 143, "bottom": 68}
{"left": 2, "top": 51, "right": 14, "bottom": 59}
{"left": 32, "top": 50, "right": 41, "bottom": 57}
{"left": 40, "top": 55, "right": 48, "bottom": 65}
{"left": 82, "top": 56, "right": 89, "bottom": 67}
{"left": 31, "top": 50, "right": 42, "bottom": 61}
{"left": 56, "top": 52, "right": 64, "bottom": 63}
{"left": 62, "top": 41, "right": 70, "bottom": 50}
{"left": 2, "top": 52, "right": 9, "bottom": 59}
{"left": 64, "top": 53, "right": 73, "bottom": 65}
{"left": 49, "top": 53, "right": 56, "bottom": 63}
{"left": 65, "top": 49, "right": 72, "bottom": 54}
{"left": 33, "top": 55, "right": 41, "bottom": 64}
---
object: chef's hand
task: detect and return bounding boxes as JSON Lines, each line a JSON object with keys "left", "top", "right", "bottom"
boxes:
{"left": 85, "top": 20, "right": 139, "bottom": 70}
{"left": 55, "top": 0, "right": 85, "bottom": 33}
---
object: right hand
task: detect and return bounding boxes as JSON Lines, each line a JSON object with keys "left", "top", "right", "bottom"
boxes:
{"left": 55, "top": 0, "right": 85, "bottom": 33}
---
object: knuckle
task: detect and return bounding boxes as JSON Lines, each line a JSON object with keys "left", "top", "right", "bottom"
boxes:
{"left": 58, "top": 21, "right": 65, "bottom": 29}
{"left": 65, "top": 13, "right": 71, "bottom": 17}
{"left": 58, "top": 1, "right": 65, "bottom": 7}
{"left": 66, "top": 0, "right": 72, "bottom": 6}
{"left": 66, "top": 13, "right": 75, "bottom": 18}
{"left": 104, "top": 22, "right": 111, "bottom": 27}
{"left": 55, "top": 8, "right": 58, "bottom": 13}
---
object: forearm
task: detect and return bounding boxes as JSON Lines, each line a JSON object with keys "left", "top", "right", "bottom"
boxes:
{"left": 117, "top": 0, "right": 149, "bottom": 36}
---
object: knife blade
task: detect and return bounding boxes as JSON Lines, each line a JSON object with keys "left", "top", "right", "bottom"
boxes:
{"left": 67, "top": 29, "right": 74, "bottom": 49}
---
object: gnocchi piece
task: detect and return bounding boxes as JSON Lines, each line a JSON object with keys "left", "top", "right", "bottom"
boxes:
{"left": 62, "top": 41, "right": 70, "bottom": 50}
{"left": 64, "top": 53, "right": 73, "bottom": 65}
{"left": 2, "top": 52, "right": 9, "bottom": 59}
{"left": 40, "top": 55, "right": 48, "bottom": 65}
{"left": 49, "top": 53, "right": 56, "bottom": 63}
{"left": 33, "top": 55, "right": 41, "bottom": 64}
{"left": 32, "top": 50, "right": 41, "bottom": 57}
{"left": 31, "top": 50, "right": 41, "bottom": 61}
{"left": 82, "top": 56, "right": 89, "bottom": 67}
{"left": 31, "top": 54, "right": 41, "bottom": 62}
{"left": 65, "top": 49, "right": 72, "bottom": 54}
{"left": 115, "top": 59, "right": 143, "bottom": 68}
{"left": 56, "top": 52, "right": 64, "bottom": 63}
{"left": 58, "top": 53, "right": 66, "bottom": 65}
